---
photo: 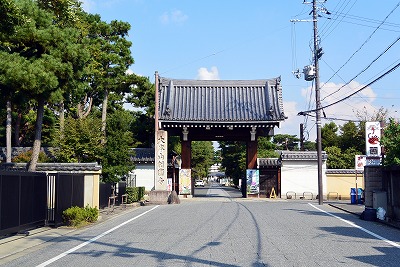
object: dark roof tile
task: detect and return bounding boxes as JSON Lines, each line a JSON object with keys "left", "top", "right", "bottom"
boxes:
{"left": 158, "top": 77, "right": 286, "bottom": 123}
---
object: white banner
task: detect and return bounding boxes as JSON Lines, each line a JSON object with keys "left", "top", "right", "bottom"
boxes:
{"left": 365, "top": 122, "right": 381, "bottom": 157}
{"left": 355, "top": 155, "right": 366, "bottom": 171}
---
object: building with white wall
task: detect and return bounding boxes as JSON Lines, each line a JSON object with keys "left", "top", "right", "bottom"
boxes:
{"left": 129, "top": 148, "right": 155, "bottom": 191}
{"left": 280, "top": 151, "right": 327, "bottom": 199}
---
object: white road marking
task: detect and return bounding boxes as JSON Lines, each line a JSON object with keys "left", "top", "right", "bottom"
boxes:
{"left": 309, "top": 203, "right": 400, "bottom": 248}
{"left": 36, "top": 205, "right": 160, "bottom": 267}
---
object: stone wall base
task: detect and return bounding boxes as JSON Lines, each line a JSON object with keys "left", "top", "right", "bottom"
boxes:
{"left": 149, "top": 190, "right": 170, "bottom": 204}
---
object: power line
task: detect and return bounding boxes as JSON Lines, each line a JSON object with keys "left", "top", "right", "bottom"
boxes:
{"left": 331, "top": 11, "right": 400, "bottom": 29}
{"left": 320, "top": 1, "right": 400, "bottom": 88}
{"left": 299, "top": 60, "right": 400, "bottom": 114}
{"left": 320, "top": 0, "right": 358, "bottom": 41}
{"left": 319, "top": 58, "right": 372, "bottom": 113}
{"left": 321, "top": 35, "right": 400, "bottom": 101}
{"left": 304, "top": 112, "right": 364, "bottom": 122}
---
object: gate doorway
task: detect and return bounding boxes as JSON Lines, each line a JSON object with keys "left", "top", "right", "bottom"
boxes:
{"left": 260, "top": 170, "right": 281, "bottom": 198}
{"left": 154, "top": 74, "right": 286, "bottom": 198}
{"left": 259, "top": 158, "right": 281, "bottom": 198}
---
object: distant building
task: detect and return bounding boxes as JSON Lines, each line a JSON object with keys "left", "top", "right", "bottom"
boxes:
{"left": 208, "top": 163, "right": 225, "bottom": 181}
{"left": 129, "top": 148, "right": 155, "bottom": 191}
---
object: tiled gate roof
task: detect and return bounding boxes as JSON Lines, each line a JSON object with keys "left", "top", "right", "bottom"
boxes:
{"left": 158, "top": 77, "right": 286, "bottom": 124}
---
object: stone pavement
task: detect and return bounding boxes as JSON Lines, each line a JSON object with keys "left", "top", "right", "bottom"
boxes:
{"left": 0, "top": 199, "right": 398, "bottom": 265}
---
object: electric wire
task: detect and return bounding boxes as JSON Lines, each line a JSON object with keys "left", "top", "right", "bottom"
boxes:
{"left": 331, "top": 19, "right": 400, "bottom": 33}
{"left": 321, "top": 35, "right": 400, "bottom": 101}
{"left": 320, "top": 1, "right": 400, "bottom": 89}
{"left": 299, "top": 60, "right": 400, "bottom": 114}
{"left": 291, "top": 22, "right": 298, "bottom": 72}
{"left": 320, "top": 0, "right": 357, "bottom": 41}
{"left": 319, "top": 58, "right": 376, "bottom": 117}
{"left": 305, "top": 112, "right": 363, "bottom": 122}
{"left": 332, "top": 11, "right": 400, "bottom": 29}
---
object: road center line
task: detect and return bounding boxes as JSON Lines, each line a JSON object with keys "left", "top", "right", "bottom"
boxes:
{"left": 36, "top": 205, "right": 160, "bottom": 267}
{"left": 309, "top": 203, "right": 400, "bottom": 248}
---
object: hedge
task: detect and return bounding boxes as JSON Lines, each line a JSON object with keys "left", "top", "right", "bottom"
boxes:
{"left": 125, "top": 186, "right": 145, "bottom": 203}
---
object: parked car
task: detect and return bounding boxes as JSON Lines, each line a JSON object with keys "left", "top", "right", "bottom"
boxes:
{"left": 195, "top": 180, "right": 205, "bottom": 187}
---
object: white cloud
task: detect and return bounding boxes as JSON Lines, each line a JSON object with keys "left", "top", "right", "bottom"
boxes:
{"left": 160, "top": 9, "right": 188, "bottom": 25}
{"left": 291, "top": 80, "right": 385, "bottom": 141}
{"left": 196, "top": 66, "right": 220, "bottom": 80}
{"left": 80, "top": 0, "right": 96, "bottom": 12}
{"left": 275, "top": 100, "right": 305, "bottom": 138}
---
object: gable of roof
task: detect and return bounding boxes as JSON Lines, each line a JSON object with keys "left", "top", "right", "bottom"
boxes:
{"left": 158, "top": 77, "right": 286, "bottom": 124}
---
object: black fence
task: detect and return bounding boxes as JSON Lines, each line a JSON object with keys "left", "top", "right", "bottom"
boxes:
{"left": 382, "top": 166, "right": 400, "bottom": 220}
{"left": 0, "top": 171, "right": 47, "bottom": 236}
{"left": 47, "top": 173, "right": 84, "bottom": 227}
{"left": 99, "top": 182, "right": 127, "bottom": 209}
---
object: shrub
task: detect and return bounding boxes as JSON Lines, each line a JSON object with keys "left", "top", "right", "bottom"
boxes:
{"left": 126, "top": 186, "right": 145, "bottom": 203}
{"left": 84, "top": 205, "right": 99, "bottom": 223}
{"left": 12, "top": 150, "right": 50, "bottom": 163}
{"left": 63, "top": 205, "right": 99, "bottom": 227}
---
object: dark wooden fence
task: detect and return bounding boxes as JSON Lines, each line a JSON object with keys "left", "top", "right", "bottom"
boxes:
{"left": 382, "top": 166, "right": 400, "bottom": 220}
{"left": 0, "top": 171, "right": 86, "bottom": 235}
{"left": 47, "top": 173, "right": 84, "bottom": 227}
{"left": 99, "top": 182, "right": 127, "bottom": 209}
{"left": 0, "top": 171, "right": 47, "bottom": 236}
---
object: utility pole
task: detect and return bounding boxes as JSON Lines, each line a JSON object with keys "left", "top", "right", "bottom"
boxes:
{"left": 292, "top": 0, "right": 326, "bottom": 204}
{"left": 312, "top": 0, "right": 324, "bottom": 205}
{"left": 300, "top": 123, "right": 304, "bottom": 151}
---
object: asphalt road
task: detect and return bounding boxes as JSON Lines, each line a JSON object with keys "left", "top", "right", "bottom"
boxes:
{"left": 3, "top": 184, "right": 400, "bottom": 267}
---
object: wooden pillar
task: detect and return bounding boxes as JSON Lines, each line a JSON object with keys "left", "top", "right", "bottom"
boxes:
{"left": 181, "top": 140, "right": 191, "bottom": 169}
{"left": 247, "top": 140, "right": 257, "bottom": 169}
{"left": 242, "top": 140, "right": 258, "bottom": 197}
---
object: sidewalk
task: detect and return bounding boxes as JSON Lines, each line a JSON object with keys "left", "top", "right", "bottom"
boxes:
{"left": 327, "top": 200, "right": 400, "bottom": 230}
{"left": 0, "top": 203, "right": 141, "bottom": 265}
{"left": 327, "top": 200, "right": 365, "bottom": 216}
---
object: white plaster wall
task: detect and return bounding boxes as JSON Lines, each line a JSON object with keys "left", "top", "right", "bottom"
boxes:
{"left": 281, "top": 160, "right": 327, "bottom": 199}
{"left": 132, "top": 164, "right": 155, "bottom": 191}
{"left": 84, "top": 174, "right": 94, "bottom": 207}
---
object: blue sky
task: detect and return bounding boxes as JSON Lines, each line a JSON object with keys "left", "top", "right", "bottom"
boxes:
{"left": 82, "top": 0, "right": 400, "bottom": 142}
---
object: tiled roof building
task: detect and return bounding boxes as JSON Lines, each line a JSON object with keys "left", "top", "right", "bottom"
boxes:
{"left": 157, "top": 76, "right": 286, "bottom": 141}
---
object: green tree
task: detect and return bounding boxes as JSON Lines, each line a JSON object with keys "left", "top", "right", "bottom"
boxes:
{"left": 303, "top": 140, "right": 316, "bottom": 151}
{"left": 213, "top": 149, "right": 222, "bottom": 164}
{"left": 168, "top": 136, "right": 181, "bottom": 155}
{"left": 0, "top": 0, "right": 23, "bottom": 162}
{"left": 126, "top": 75, "right": 155, "bottom": 147}
{"left": 54, "top": 116, "right": 103, "bottom": 163}
{"left": 0, "top": 0, "right": 89, "bottom": 170}
{"left": 325, "top": 146, "right": 346, "bottom": 169}
{"left": 101, "top": 109, "right": 135, "bottom": 183}
{"left": 321, "top": 122, "right": 339, "bottom": 149}
{"left": 325, "top": 146, "right": 361, "bottom": 169}
{"left": 381, "top": 118, "right": 400, "bottom": 166}
{"left": 220, "top": 141, "right": 246, "bottom": 186}
{"left": 339, "top": 121, "right": 364, "bottom": 153}
{"left": 83, "top": 15, "right": 134, "bottom": 143}
{"left": 258, "top": 136, "right": 279, "bottom": 158}
{"left": 272, "top": 134, "right": 299, "bottom": 151}
{"left": 126, "top": 75, "right": 155, "bottom": 116}
{"left": 191, "top": 141, "right": 214, "bottom": 179}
